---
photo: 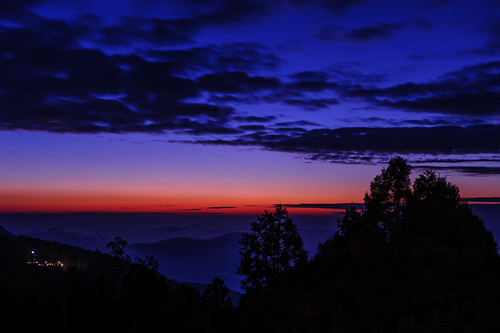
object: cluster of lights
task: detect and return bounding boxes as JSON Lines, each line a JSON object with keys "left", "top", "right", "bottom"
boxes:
{"left": 26, "top": 250, "right": 64, "bottom": 268}
{"left": 26, "top": 260, "right": 64, "bottom": 267}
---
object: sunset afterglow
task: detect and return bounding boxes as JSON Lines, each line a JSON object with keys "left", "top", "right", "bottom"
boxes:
{"left": 0, "top": 0, "right": 499, "bottom": 218}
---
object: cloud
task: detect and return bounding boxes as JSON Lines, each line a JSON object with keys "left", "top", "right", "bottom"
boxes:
{"left": 284, "top": 203, "right": 364, "bottom": 209}
{"left": 1, "top": 2, "right": 408, "bottom": 136}
{"left": 282, "top": 97, "right": 339, "bottom": 110}
{"left": 286, "top": 72, "right": 340, "bottom": 92}
{"left": 148, "top": 43, "right": 281, "bottom": 73}
{"left": 471, "top": 21, "right": 500, "bottom": 55}
{"left": 350, "top": 60, "right": 500, "bottom": 116}
{"left": 316, "top": 22, "right": 411, "bottom": 42}
{"left": 239, "top": 124, "right": 267, "bottom": 131}
{"left": 92, "top": 17, "right": 199, "bottom": 47}
{"left": 484, "top": 22, "right": 500, "bottom": 53}
{"left": 275, "top": 120, "right": 321, "bottom": 127}
{"left": 400, "top": 157, "right": 500, "bottom": 175}
{"left": 0, "top": 3, "right": 312, "bottom": 134}
{"left": 0, "top": 20, "right": 257, "bottom": 134}
{"left": 197, "top": 71, "right": 281, "bottom": 93}
{"left": 1, "top": 0, "right": 498, "bottom": 177}
{"left": 187, "top": 124, "right": 500, "bottom": 173}
{"left": 322, "top": 0, "right": 366, "bottom": 13}
{"left": 346, "top": 22, "right": 406, "bottom": 41}
{"left": 5, "top": 0, "right": 274, "bottom": 49}
{"left": 207, "top": 206, "right": 237, "bottom": 209}
{"left": 360, "top": 116, "right": 484, "bottom": 127}
{"left": 0, "top": 31, "right": 355, "bottom": 133}
{"left": 401, "top": 118, "right": 485, "bottom": 126}
{"left": 233, "top": 115, "right": 277, "bottom": 123}
{"left": 463, "top": 197, "right": 500, "bottom": 203}
{"left": 270, "top": 125, "right": 500, "bottom": 155}
{"left": 413, "top": 157, "right": 500, "bottom": 163}
{"left": 383, "top": 92, "right": 500, "bottom": 116}
{"left": 315, "top": 25, "right": 344, "bottom": 41}
{"left": 414, "top": 165, "right": 500, "bottom": 175}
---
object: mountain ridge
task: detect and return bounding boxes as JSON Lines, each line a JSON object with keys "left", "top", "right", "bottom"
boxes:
{"left": 128, "top": 232, "right": 244, "bottom": 291}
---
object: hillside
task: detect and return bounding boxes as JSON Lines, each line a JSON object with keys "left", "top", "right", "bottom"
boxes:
{"left": 0, "top": 227, "right": 237, "bottom": 332}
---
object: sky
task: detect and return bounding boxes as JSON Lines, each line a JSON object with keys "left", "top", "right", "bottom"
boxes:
{"left": 1, "top": 0, "right": 500, "bottom": 217}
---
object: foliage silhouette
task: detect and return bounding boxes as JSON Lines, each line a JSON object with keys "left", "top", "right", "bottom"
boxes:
{"left": 106, "top": 236, "right": 130, "bottom": 262}
{"left": 135, "top": 255, "right": 159, "bottom": 272}
{"left": 303, "top": 157, "right": 500, "bottom": 332}
{"left": 363, "top": 155, "right": 412, "bottom": 237}
{"left": 202, "top": 276, "right": 232, "bottom": 308}
{"left": 237, "top": 204, "right": 307, "bottom": 292}
{"left": 234, "top": 157, "right": 500, "bottom": 332}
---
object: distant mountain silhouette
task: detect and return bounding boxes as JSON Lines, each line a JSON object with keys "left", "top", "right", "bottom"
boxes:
{"left": 0, "top": 225, "right": 13, "bottom": 237}
{"left": 129, "top": 232, "right": 243, "bottom": 291}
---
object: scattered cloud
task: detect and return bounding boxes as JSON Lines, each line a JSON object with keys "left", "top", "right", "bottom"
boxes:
{"left": 471, "top": 21, "right": 500, "bottom": 55}
{"left": 207, "top": 206, "right": 237, "bottom": 209}
{"left": 463, "top": 197, "right": 500, "bottom": 203}
{"left": 413, "top": 165, "right": 500, "bottom": 175}
{"left": 233, "top": 115, "right": 277, "bottom": 123}
{"left": 316, "top": 21, "right": 427, "bottom": 42}
{"left": 198, "top": 71, "right": 281, "bottom": 93}
{"left": 284, "top": 203, "right": 364, "bottom": 209}
{"left": 148, "top": 43, "right": 281, "bottom": 73}
{"left": 350, "top": 61, "right": 500, "bottom": 116}
{"left": 346, "top": 22, "right": 406, "bottom": 41}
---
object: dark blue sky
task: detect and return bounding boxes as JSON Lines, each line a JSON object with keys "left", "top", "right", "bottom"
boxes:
{"left": 1, "top": 0, "right": 500, "bottom": 213}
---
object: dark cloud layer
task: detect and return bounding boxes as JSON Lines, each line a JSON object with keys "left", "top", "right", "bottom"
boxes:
{"left": 346, "top": 22, "right": 406, "bottom": 41}
{"left": 414, "top": 166, "right": 500, "bottom": 175}
{"left": 0, "top": 0, "right": 499, "bottom": 175}
{"left": 0, "top": 23, "right": 277, "bottom": 134}
{"left": 0, "top": 0, "right": 288, "bottom": 135}
{"left": 316, "top": 21, "right": 426, "bottom": 42}
{"left": 351, "top": 61, "right": 500, "bottom": 116}
{"left": 189, "top": 124, "right": 500, "bottom": 171}
{"left": 0, "top": 1, "right": 353, "bottom": 133}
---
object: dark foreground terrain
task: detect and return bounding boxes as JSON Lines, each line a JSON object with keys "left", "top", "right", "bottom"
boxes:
{"left": 1, "top": 158, "right": 500, "bottom": 332}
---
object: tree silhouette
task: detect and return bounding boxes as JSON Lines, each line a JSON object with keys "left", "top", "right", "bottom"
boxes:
{"left": 237, "top": 204, "right": 307, "bottom": 292}
{"left": 363, "top": 155, "right": 412, "bottom": 236}
{"left": 106, "top": 236, "right": 130, "bottom": 261}
{"left": 307, "top": 157, "right": 500, "bottom": 332}
{"left": 202, "top": 276, "right": 232, "bottom": 308}
{"left": 135, "top": 255, "right": 159, "bottom": 272}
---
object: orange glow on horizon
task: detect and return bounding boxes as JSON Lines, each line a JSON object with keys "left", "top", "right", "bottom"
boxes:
{"left": 2, "top": 168, "right": 496, "bottom": 214}
{"left": 0, "top": 189, "right": 357, "bottom": 214}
